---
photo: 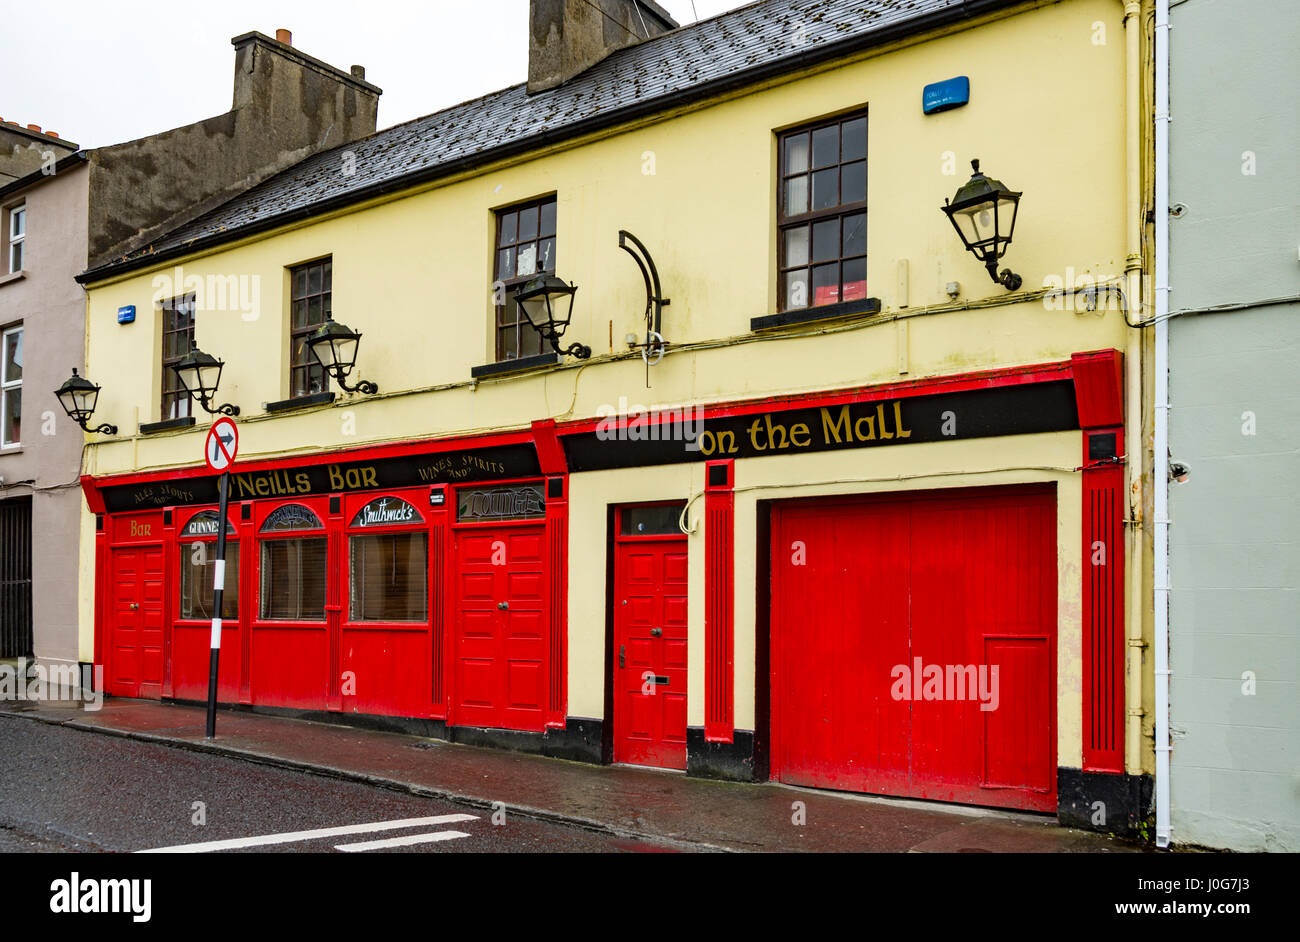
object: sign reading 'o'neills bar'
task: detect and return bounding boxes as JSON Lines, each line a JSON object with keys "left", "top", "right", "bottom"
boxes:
{"left": 563, "top": 380, "right": 1079, "bottom": 472}
{"left": 101, "top": 442, "right": 541, "bottom": 513}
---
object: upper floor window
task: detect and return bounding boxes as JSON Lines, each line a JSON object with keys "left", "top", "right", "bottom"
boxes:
{"left": 1, "top": 325, "right": 21, "bottom": 447}
{"left": 777, "top": 112, "right": 867, "bottom": 311}
{"left": 493, "top": 197, "right": 556, "bottom": 361}
{"left": 160, "top": 294, "right": 196, "bottom": 421}
{"left": 290, "top": 258, "right": 331, "bottom": 397}
{"left": 7, "top": 204, "right": 25, "bottom": 273}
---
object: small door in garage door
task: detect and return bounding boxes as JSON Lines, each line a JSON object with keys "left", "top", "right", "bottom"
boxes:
{"left": 453, "top": 525, "right": 547, "bottom": 731}
{"left": 613, "top": 503, "right": 688, "bottom": 769}
{"left": 770, "top": 486, "right": 1056, "bottom": 812}
{"left": 110, "top": 544, "right": 165, "bottom": 699}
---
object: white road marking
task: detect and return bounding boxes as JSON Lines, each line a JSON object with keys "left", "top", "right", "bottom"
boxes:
{"left": 137, "top": 814, "right": 479, "bottom": 853}
{"left": 334, "top": 829, "right": 472, "bottom": 852}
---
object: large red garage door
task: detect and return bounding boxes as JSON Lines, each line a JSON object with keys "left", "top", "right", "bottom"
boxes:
{"left": 770, "top": 485, "right": 1056, "bottom": 812}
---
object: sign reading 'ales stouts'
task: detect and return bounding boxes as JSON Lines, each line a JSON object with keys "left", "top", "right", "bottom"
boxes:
{"left": 562, "top": 381, "right": 1079, "bottom": 472}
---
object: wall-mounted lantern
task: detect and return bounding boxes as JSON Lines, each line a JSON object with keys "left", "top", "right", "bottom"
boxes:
{"left": 942, "top": 158, "right": 1023, "bottom": 291}
{"left": 172, "top": 348, "right": 240, "bottom": 416}
{"left": 514, "top": 274, "right": 590, "bottom": 360}
{"left": 306, "top": 317, "right": 378, "bottom": 394}
{"left": 54, "top": 368, "right": 117, "bottom": 435}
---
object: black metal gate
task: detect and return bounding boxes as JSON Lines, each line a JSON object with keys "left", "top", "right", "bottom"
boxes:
{"left": 0, "top": 497, "right": 33, "bottom": 658}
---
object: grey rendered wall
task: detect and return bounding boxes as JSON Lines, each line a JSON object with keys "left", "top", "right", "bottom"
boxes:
{"left": 0, "top": 163, "right": 90, "bottom": 669}
{"left": 1167, "top": 0, "right": 1300, "bottom": 851}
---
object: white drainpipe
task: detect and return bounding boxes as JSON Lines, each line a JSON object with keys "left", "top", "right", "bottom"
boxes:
{"left": 1153, "top": 0, "right": 1172, "bottom": 849}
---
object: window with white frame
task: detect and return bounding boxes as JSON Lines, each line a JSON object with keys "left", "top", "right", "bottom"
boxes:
{"left": 1, "top": 326, "right": 22, "bottom": 447}
{"left": 7, "top": 204, "right": 25, "bottom": 274}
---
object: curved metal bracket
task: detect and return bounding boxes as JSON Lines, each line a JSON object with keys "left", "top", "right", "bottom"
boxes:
{"left": 618, "top": 230, "right": 671, "bottom": 386}
{"left": 618, "top": 230, "right": 670, "bottom": 336}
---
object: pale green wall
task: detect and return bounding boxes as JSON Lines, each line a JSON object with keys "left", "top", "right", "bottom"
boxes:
{"left": 1168, "top": 0, "right": 1300, "bottom": 852}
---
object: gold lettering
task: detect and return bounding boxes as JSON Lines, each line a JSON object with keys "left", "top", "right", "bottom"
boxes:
{"left": 821, "top": 405, "right": 852, "bottom": 444}
{"left": 328, "top": 465, "right": 345, "bottom": 490}
{"left": 361, "top": 467, "right": 378, "bottom": 488}
{"left": 790, "top": 423, "right": 811, "bottom": 448}
{"left": 855, "top": 414, "right": 876, "bottom": 441}
{"left": 893, "top": 401, "right": 912, "bottom": 439}
{"left": 698, "top": 430, "right": 716, "bottom": 456}
{"left": 715, "top": 430, "right": 738, "bottom": 455}
{"left": 296, "top": 472, "right": 311, "bottom": 492}
{"left": 235, "top": 474, "right": 255, "bottom": 498}
{"left": 877, "top": 403, "right": 894, "bottom": 440}
{"left": 764, "top": 414, "right": 789, "bottom": 450}
{"left": 254, "top": 478, "right": 269, "bottom": 496}
{"left": 747, "top": 419, "right": 766, "bottom": 451}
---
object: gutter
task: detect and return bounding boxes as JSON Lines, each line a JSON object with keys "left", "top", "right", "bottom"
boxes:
{"left": 1121, "top": 0, "right": 1145, "bottom": 787}
{"left": 0, "top": 150, "right": 88, "bottom": 202}
{"left": 1153, "top": 0, "right": 1172, "bottom": 849}
{"left": 77, "top": 0, "right": 1027, "bottom": 285}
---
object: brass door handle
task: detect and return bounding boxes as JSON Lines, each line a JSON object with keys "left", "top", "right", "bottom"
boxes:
{"left": 619, "top": 645, "right": 625, "bottom": 668}
{"left": 650, "top": 628, "right": 662, "bottom": 637}
{"left": 497, "top": 602, "right": 509, "bottom": 610}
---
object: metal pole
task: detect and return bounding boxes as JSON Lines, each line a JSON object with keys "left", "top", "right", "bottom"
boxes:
{"left": 205, "top": 470, "right": 230, "bottom": 739}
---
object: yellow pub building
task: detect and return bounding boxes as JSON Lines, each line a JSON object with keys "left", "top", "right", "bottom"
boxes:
{"left": 71, "top": 0, "right": 1158, "bottom": 832}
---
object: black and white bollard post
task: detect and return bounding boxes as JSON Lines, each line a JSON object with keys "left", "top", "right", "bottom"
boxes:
{"left": 205, "top": 470, "right": 231, "bottom": 739}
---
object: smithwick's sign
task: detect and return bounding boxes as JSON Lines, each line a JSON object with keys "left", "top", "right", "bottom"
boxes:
{"left": 564, "top": 380, "right": 1080, "bottom": 471}
{"left": 352, "top": 497, "right": 420, "bottom": 527}
{"left": 100, "top": 443, "right": 541, "bottom": 513}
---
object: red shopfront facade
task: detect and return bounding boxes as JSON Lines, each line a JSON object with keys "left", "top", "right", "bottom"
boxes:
{"left": 81, "top": 351, "right": 1137, "bottom": 827}
{"left": 82, "top": 428, "right": 574, "bottom": 737}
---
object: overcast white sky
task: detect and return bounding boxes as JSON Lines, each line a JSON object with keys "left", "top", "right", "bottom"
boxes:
{"left": 3, "top": 1, "right": 746, "bottom": 149}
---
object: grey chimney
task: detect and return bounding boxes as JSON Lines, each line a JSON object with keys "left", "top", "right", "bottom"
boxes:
{"left": 528, "top": 0, "right": 677, "bottom": 94}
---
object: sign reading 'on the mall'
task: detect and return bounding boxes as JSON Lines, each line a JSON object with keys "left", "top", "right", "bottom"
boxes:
{"left": 561, "top": 380, "right": 1079, "bottom": 472}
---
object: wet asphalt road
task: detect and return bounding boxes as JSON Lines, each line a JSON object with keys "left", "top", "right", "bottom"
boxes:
{"left": 0, "top": 716, "right": 681, "bottom": 853}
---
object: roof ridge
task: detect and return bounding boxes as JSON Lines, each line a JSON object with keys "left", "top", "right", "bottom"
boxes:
{"left": 81, "top": 1, "right": 1005, "bottom": 282}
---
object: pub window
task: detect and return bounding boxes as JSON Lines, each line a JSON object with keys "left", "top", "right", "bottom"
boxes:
{"left": 1, "top": 324, "right": 21, "bottom": 448}
{"left": 7, "top": 203, "right": 25, "bottom": 273}
{"left": 777, "top": 111, "right": 867, "bottom": 311}
{"left": 180, "top": 538, "right": 240, "bottom": 622}
{"left": 259, "top": 504, "right": 326, "bottom": 621}
{"left": 289, "top": 257, "right": 331, "bottom": 398}
{"left": 619, "top": 503, "right": 685, "bottom": 536}
{"left": 160, "top": 294, "right": 196, "bottom": 421}
{"left": 349, "top": 498, "right": 426, "bottom": 623}
{"left": 492, "top": 197, "right": 556, "bottom": 362}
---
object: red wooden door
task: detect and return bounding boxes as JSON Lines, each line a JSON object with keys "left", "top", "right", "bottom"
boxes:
{"left": 452, "top": 526, "right": 546, "bottom": 731}
{"left": 770, "top": 486, "right": 1056, "bottom": 812}
{"left": 109, "top": 545, "right": 165, "bottom": 699}
{"left": 613, "top": 536, "right": 688, "bottom": 769}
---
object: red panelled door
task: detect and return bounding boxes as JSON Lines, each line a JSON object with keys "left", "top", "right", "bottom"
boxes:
{"left": 453, "top": 526, "right": 547, "bottom": 731}
{"left": 109, "top": 546, "right": 165, "bottom": 699}
{"left": 771, "top": 486, "right": 1056, "bottom": 812}
{"left": 614, "top": 538, "right": 689, "bottom": 769}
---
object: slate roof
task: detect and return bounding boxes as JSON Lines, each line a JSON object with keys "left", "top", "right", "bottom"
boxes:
{"left": 81, "top": 0, "right": 1019, "bottom": 282}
